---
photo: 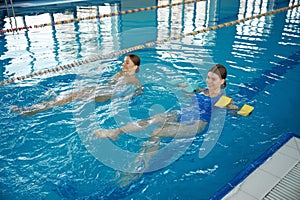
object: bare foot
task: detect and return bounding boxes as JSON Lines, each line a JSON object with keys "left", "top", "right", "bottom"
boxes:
{"left": 93, "top": 129, "right": 121, "bottom": 141}
{"left": 11, "top": 105, "right": 20, "bottom": 112}
{"left": 10, "top": 105, "right": 39, "bottom": 116}
{"left": 117, "top": 172, "right": 143, "bottom": 188}
{"left": 134, "top": 154, "right": 146, "bottom": 173}
{"left": 115, "top": 153, "right": 148, "bottom": 188}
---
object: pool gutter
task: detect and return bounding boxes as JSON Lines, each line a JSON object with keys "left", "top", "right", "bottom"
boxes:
{"left": 211, "top": 132, "right": 300, "bottom": 200}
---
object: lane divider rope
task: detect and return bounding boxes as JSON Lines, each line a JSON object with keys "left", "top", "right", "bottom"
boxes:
{"left": 0, "top": 4, "right": 299, "bottom": 86}
{"left": 0, "top": 0, "right": 204, "bottom": 34}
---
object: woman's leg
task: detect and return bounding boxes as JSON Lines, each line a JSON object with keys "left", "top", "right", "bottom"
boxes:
{"left": 15, "top": 87, "right": 95, "bottom": 116}
{"left": 115, "top": 119, "right": 207, "bottom": 187}
{"left": 133, "top": 119, "right": 207, "bottom": 171}
{"left": 16, "top": 95, "right": 75, "bottom": 116}
{"left": 93, "top": 111, "right": 176, "bottom": 141}
{"left": 151, "top": 119, "right": 207, "bottom": 138}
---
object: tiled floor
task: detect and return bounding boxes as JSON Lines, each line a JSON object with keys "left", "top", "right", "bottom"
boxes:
{"left": 223, "top": 137, "right": 300, "bottom": 200}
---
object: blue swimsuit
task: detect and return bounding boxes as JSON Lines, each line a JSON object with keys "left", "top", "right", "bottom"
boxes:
{"left": 178, "top": 92, "right": 224, "bottom": 123}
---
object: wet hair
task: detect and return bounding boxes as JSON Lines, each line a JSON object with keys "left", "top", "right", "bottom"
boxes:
{"left": 209, "top": 64, "right": 227, "bottom": 89}
{"left": 127, "top": 54, "right": 140, "bottom": 73}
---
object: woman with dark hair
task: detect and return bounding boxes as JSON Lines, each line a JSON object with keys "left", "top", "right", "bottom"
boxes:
{"left": 13, "top": 54, "right": 141, "bottom": 116}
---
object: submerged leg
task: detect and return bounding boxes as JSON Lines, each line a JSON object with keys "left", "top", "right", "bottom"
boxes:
{"left": 151, "top": 119, "right": 207, "bottom": 138}
{"left": 13, "top": 88, "right": 94, "bottom": 116}
{"left": 115, "top": 139, "right": 160, "bottom": 188}
{"left": 113, "top": 119, "right": 207, "bottom": 187}
{"left": 94, "top": 94, "right": 113, "bottom": 103}
{"left": 93, "top": 112, "right": 172, "bottom": 140}
{"left": 127, "top": 119, "right": 208, "bottom": 173}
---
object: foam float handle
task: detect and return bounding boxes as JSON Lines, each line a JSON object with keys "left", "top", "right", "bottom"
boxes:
{"left": 215, "top": 95, "right": 254, "bottom": 116}
{"left": 214, "top": 95, "right": 232, "bottom": 108}
{"left": 237, "top": 104, "right": 254, "bottom": 116}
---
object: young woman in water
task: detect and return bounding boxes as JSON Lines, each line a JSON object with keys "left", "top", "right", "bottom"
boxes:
{"left": 13, "top": 54, "right": 141, "bottom": 116}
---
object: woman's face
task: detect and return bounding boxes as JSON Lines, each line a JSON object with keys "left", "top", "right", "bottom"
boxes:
{"left": 122, "top": 56, "right": 137, "bottom": 73}
{"left": 206, "top": 71, "right": 225, "bottom": 91}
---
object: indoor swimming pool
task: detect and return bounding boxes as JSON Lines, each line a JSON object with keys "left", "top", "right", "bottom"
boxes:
{"left": 0, "top": 0, "right": 299, "bottom": 199}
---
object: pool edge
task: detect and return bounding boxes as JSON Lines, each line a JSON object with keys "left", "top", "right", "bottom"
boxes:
{"left": 210, "top": 132, "right": 300, "bottom": 200}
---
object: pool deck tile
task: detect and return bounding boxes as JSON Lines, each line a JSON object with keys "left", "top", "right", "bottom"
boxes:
{"left": 223, "top": 189, "right": 257, "bottom": 200}
{"left": 223, "top": 137, "right": 300, "bottom": 200}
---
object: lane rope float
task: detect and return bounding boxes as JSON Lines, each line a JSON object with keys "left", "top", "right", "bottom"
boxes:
{"left": 0, "top": 4, "right": 299, "bottom": 87}
{"left": 0, "top": 0, "right": 204, "bottom": 34}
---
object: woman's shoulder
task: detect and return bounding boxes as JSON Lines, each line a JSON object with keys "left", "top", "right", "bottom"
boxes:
{"left": 115, "top": 71, "right": 123, "bottom": 77}
{"left": 124, "top": 75, "right": 141, "bottom": 86}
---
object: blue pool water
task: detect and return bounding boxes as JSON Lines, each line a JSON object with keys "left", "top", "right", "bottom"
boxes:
{"left": 0, "top": 0, "right": 300, "bottom": 199}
